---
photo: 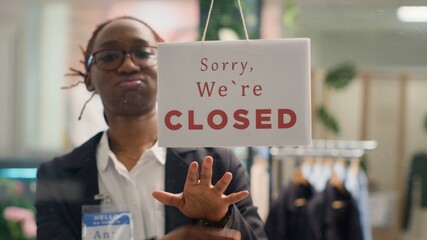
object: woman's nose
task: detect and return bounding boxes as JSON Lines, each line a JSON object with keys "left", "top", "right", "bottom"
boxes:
{"left": 117, "top": 54, "right": 140, "bottom": 73}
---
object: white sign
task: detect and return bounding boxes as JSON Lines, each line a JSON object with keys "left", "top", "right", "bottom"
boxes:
{"left": 157, "top": 39, "right": 311, "bottom": 147}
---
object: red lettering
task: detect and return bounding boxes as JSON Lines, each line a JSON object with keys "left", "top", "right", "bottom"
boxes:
{"left": 222, "top": 62, "right": 229, "bottom": 70}
{"left": 207, "top": 110, "right": 228, "bottom": 130}
{"left": 253, "top": 85, "right": 262, "bottom": 96}
{"left": 211, "top": 62, "right": 218, "bottom": 71}
{"left": 218, "top": 85, "right": 228, "bottom": 96}
{"left": 188, "top": 110, "right": 203, "bottom": 130}
{"left": 164, "top": 108, "right": 297, "bottom": 131}
{"left": 233, "top": 109, "right": 249, "bottom": 129}
{"left": 165, "top": 110, "right": 182, "bottom": 130}
{"left": 241, "top": 85, "right": 249, "bottom": 96}
{"left": 232, "top": 61, "right": 238, "bottom": 70}
{"left": 196, "top": 82, "right": 216, "bottom": 97}
{"left": 278, "top": 109, "right": 297, "bottom": 128}
{"left": 256, "top": 109, "right": 272, "bottom": 129}
{"left": 200, "top": 57, "right": 208, "bottom": 71}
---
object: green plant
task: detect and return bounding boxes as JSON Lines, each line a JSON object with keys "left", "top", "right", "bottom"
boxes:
{"left": 324, "top": 62, "right": 356, "bottom": 90}
{"left": 317, "top": 62, "right": 356, "bottom": 135}
{"left": 283, "top": 0, "right": 299, "bottom": 34}
{"left": 316, "top": 105, "right": 340, "bottom": 134}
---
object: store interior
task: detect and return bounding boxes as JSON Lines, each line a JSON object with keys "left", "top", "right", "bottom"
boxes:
{"left": 1, "top": 0, "right": 427, "bottom": 239}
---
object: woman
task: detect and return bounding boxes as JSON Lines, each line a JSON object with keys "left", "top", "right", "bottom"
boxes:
{"left": 35, "top": 16, "right": 266, "bottom": 240}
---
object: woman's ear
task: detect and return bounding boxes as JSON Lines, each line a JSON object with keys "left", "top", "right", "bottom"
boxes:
{"left": 85, "top": 75, "right": 96, "bottom": 92}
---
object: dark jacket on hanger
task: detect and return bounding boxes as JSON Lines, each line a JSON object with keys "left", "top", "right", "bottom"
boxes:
{"left": 307, "top": 182, "right": 363, "bottom": 240}
{"left": 264, "top": 182, "right": 315, "bottom": 240}
{"left": 402, "top": 152, "right": 427, "bottom": 229}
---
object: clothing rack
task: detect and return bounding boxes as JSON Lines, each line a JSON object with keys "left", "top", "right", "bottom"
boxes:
{"left": 265, "top": 140, "right": 377, "bottom": 240}
{"left": 270, "top": 139, "right": 378, "bottom": 159}
{"left": 267, "top": 140, "right": 377, "bottom": 203}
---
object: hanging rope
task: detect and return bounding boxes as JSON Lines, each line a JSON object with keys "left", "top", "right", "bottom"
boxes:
{"left": 201, "top": 0, "right": 249, "bottom": 42}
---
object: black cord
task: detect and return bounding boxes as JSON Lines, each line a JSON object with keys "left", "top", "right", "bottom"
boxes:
{"left": 78, "top": 92, "right": 97, "bottom": 120}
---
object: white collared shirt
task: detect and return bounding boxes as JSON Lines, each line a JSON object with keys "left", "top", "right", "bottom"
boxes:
{"left": 96, "top": 131, "right": 166, "bottom": 239}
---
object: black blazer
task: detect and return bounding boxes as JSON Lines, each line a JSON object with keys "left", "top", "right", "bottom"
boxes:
{"left": 35, "top": 132, "right": 267, "bottom": 240}
{"left": 402, "top": 152, "right": 427, "bottom": 230}
{"left": 264, "top": 182, "right": 315, "bottom": 240}
{"left": 307, "top": 183, "right": 363, "bottom": 240}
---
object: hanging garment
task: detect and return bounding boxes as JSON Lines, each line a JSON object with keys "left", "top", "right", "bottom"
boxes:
{"left": 307, "top": 182, "right": 363, "bottom": 240}
{"left": 405, "top": 178, "right": 427, "bottom": 240}
{"left": 310, "top": 158, "right": 332, "bottom": 192}
{"left": 345, "top": 162, "right": 372, "bottom": 240}
{"left": 264, "top": 181, "right": 316, "bottom": 240}
{"left": 402, "top": 152, "right": 427, "bottom": 230}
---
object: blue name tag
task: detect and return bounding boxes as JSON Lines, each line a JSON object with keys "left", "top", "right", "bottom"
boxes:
{"left": 82, "top": 212, "right": 132, "bottom": 240}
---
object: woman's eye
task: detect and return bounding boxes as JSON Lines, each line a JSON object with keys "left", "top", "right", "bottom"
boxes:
{"left": 134, "top": 49, "right": 151, "bottom": 59}
{"left": 98, "top": 52, "right": 120, "bottom": 63}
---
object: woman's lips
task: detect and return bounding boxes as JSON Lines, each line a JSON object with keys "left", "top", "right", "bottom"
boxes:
{"left": 119, "top": 79, "right": 143, "bottom": 88}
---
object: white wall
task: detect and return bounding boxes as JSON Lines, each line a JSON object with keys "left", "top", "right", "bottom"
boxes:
{"left": 307, "top": 30, "right": 427, "bottom": 71}
{"left": 0, "top": 24, "right": 16, "bottom": 154}
{"left": 37, "top": 2, "right": 69, "bottom": 151}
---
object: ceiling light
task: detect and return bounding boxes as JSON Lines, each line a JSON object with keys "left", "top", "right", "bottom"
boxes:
{"left": 397, "top": 6, "right": 427, "bottom": 22}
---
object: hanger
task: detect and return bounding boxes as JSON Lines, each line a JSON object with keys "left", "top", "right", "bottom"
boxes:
{"left": 349, "top": 157, "right": 360, "bottom": 174}
{"left": 293, "top": 161, "right": 310, "bottom": 207}
{"left": 293, "top": 168, "right": 309, "bottom": 186}
{"left": 330, "top": 172, "right": 346, "bottom": 194}
{"left": 304, "top": 156, "right": 314, "bottom": 169}
{"left": 293, "top": 164, "right": 309, "bottom": 187}
{"left": 336, "top": 157, "right": 346, "bottom": 169}
{"left": 325, "top": 157, "right": 334, "bottom": 169}
{"left": 328, "top": 157, "right": 346, "bottom": 195}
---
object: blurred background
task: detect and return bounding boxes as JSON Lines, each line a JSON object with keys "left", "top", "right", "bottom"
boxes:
{"left": 0, "top": 0, "right": 426, "bottom": 239}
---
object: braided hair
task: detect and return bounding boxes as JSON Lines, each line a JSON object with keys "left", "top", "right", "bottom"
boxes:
{"left": 64, "top": 16, "right": 164, "bottom": 120}
{"left": 66, "top": 16, "right": 164, "bottom": 82}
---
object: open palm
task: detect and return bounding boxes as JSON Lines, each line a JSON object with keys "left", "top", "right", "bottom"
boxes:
{"left": 152, "top": 156, "right": 249, "bottom": 221}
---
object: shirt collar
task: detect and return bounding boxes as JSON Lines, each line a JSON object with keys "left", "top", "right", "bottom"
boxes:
{"left": 148, "top": 141, "right": 166, "bottom": 165}
{"left": 97, "top": 131, "right": 166, "bottom": 172}
{"left": 98, "top": 131, "right": 111, "bottom": 172}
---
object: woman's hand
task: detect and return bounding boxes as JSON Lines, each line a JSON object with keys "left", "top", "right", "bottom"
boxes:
{"left": 152, "top": 156, "right": 249, "bottom": 221}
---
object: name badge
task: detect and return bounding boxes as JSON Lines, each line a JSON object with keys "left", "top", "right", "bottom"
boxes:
{"left": 82, "top": 211, "right": 133, "bottom": 240}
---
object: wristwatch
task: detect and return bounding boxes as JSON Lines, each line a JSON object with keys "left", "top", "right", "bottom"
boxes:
{"left": 200, "top": 205, "right": 232, "bottom": 228}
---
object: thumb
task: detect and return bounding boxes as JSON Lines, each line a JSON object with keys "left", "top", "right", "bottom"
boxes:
{"left": 152, "top": 191, "right": 182, "bottom": 208}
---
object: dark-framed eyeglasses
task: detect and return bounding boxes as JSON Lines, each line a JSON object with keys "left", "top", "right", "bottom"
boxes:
{"left": 87, "top": 46, "right": 157, "bottom": 71}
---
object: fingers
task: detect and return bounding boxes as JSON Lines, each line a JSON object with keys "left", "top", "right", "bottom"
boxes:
{"left": 183, "top": 156, "right": 248, "bottom": 206}
{"left": 214, "top": 172, "right": 249, "bottom": 205}
{"left": 186, "top": 161, "right": 199, "bottom": 186}
{"left": 199, "top": 156, "right": 213, "bottom": 186}
{"left": 223, "top": 190, "right": 249, "bottom": 205}
{"left": 152, "top": 191, "right": 182, "bottom": 208}
{"left": 213, "top": 172, "right": 232, "bottom": 194}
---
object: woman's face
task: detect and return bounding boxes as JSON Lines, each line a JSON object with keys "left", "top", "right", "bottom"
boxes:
{"left": 86, "top": 19, "right": 158, "bottom": 118}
